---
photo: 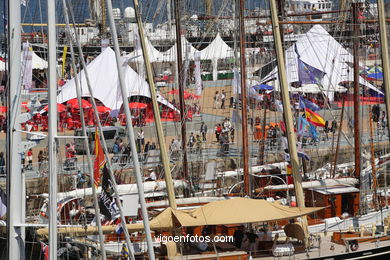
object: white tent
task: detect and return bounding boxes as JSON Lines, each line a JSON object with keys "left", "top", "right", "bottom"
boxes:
{"left": 32, "top": 52, "right": 48, "bottom": 70}
{"left": 0, "top": 51, "right": 48, "bottom": 71}
{"left": 261, "top": 25, "right": 382, "bottom": 101}
{"left": 161, "top": 35, "right": 198, "bottom": 62}
{"left": 127, "top": 35, "right": 165, "bottom": 63}
{"left": 199, "top": 33, "right": 234, "bottom": 80}
{"left": 57, "top": 48, "right": 178, "bottom": 112}
{"left": 199, "top": 33, "right": 234, "bottom": 60}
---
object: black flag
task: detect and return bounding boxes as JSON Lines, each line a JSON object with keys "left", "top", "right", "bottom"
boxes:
{"left": 98, "top": 165, "right": 114, "bottom": 219}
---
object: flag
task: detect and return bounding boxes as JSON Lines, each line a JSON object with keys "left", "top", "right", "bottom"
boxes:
{"left": 232, "top": 67, "right": 241, "bottom": 95}
{"left": 305, "top": 108, "right": 325, "bottom": 127}
{"left": 94, "top": 128, "right": 106, "bottom": 187}
{"left": 115, "top": 222, "right": 124, "bottom": 235}
{"left": 295, "top": 44, "right": 325, "bottom": 84}
{"left": 298, "top": 151, "right": 310, "bottom": 161}
{"left": 21, "top": 0, "right": 27, "bottom": 6}
{"left": 298, "top": 116, "right": 310, "bottom": 137}
{"left": 22, "top": 42, "right": 33, "bottom": 89}
{"left": 299, "top": 96, "right": 320, "bottom": 111}
{"left": 0, "top": 188, "right": 6, "bottom": 218}
{"left": 275, "top": 99, "right": 284, "bottom": 112}
{"left": 99, "top": 165, "right": 114, "bottom": 219}
{"left": 40, "top": 242, "right": 49, "bottom": 260}
{"left": 194, "top": 51, "right": 202, "bottom": 96}
{"left": 279, "top": 121, "right": 286, "bottom": 133}
{"left": 121, "top": 242, "right": 130, "bottom": 257}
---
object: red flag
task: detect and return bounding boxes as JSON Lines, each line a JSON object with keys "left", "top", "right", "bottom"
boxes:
{"left": 279, "top": 121, "right": 286, "bottom": 133}
{"left": 94, "top": 128, "right": 106, "bottom": 187}
{"left": 40, "top": 242, "right": 49, "bottom": 260}
{"left": 305, "top": 108, "right": 325, "bottom": 127}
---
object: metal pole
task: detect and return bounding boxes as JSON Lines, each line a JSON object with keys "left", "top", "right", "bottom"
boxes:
{"left": 105, "top": 0, "right": 156, "bottom": 258}
{"left": 47, "top": 0, "right": 58, "bottom": 257}
{"left": 269, "top": 0, "right": 308, "bottom": 242}
{"left": 7, "top": 0, "right": 25, "bottom": 258}
{"left": 173, "top": 0, "right": 189, "bottom": 182}
{"left": 259, "top": 97, "right": 267, "bottom": 165}
{"left": 66, "top": 1, "right": 136, "bottom": 258}
{"left": 131, "top": 0, "right": 177, "bottom": 209}
{"left": 239, "top": 0, "right": 250, "bottom": 196}
{"left": 352, "top": 3, "right": 361, "bottom": 184}
{"left": 61, "top": 1, "right": 107, "bottom": 258}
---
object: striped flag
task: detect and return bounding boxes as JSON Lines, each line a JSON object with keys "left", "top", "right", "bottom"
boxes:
{"left": 121, "top": 242, "right": 130, "bottom": 257}
{"left": 93, "top": 128, "right": 106, "bottom": 187}
{"left": 305, "top": 108, "right": 325, "bottom": 127}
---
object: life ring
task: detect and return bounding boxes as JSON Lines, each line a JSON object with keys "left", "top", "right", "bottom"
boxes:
{"left": 350, "top": 241, "right": 359, "bottom": 252}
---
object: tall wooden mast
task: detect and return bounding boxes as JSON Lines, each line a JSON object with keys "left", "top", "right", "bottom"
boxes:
{"left": 352, "top": 3, "right": 361, "bottom": 184}
{"left": 173, "top": 0, "right": 189, "bottom": 182}
{"left": 238, "top": 0, "right": 250, "bottom": 196}
{"left": 269, "top": 0, "right": 308, "bottom": 242}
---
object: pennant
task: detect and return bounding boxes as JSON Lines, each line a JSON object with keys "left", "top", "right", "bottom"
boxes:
{"left": 40, "top": 242, "right": 49, "bottom": 260}
{"left": 305, "top": 108, "right": 325, "bottom": 127}
{"left": 0, "top": 188, "right": 6, "bottom": 218}
{"left": 299, "top": 96, "right": 320, "bottom": 111}
{"left": 94, "top": 128, "right": 106, "bottom": 187}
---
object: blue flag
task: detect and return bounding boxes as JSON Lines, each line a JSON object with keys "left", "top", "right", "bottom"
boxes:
{"left": 299, "top": 96, "right": 320, "bottom": 111}
{"left": 295, "top": 44, "right": 326, "bottom": 84}
{"left": 298, "top": 116, "right": 319, "bottom": 140}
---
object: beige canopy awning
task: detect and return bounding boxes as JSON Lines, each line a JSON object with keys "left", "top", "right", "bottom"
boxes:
{"left": 37, "top": 198, "right": 323, "bottom": 237}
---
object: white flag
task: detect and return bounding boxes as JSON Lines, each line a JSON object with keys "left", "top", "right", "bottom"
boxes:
{"left": 194, "top": 51, "right": 202, "bottom": 96}
{"left": 232, "top": 67, "right": 241, "bottom": 94}
{"left": 21, "top": 0, "right": 27, "bottom": 6}
{"left": 22, "top": 42, "right": 33, "bottom": 89}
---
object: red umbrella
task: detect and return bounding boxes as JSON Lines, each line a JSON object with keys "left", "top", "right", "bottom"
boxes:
{"left": 67, "top": 98, "right": 92, "bottom": 109}
{"left": 0, "top": 106, "right": 7, "bottom": 113}
{"left": 168, "top": 89, "right": 200, "bottom": 99}
{"left": 96, "top": 106, "right": 112, "bottom": 113}
{"left": 43, "top": 103, "right": 67, "bottom": 113}
{"left": 128, "top": 102, "right": 147, "bottom": 109}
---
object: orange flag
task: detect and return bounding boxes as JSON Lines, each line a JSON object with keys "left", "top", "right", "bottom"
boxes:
{"left": 305, "top": 108, "right": 325, "bottom": 127}
{"left": 94, "top": 128, "right": 106, "bottom": 187}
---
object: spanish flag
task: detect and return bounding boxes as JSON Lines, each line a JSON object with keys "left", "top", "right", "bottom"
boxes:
{"left": 94, "top": 128, "right": 106, "bottom": 187}
{"left": 305, "top": 108, "right": 325, "bottom": 127}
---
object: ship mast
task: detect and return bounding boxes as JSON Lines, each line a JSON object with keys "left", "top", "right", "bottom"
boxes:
{"left": 269, "top": 0, "right": 308, "bottom": 242}
{"left": 7, "top": 0, "right": 25, "bottom": 258}
{"left": 238, "top": 0, "right": 250, "bottom": 196}
{"left": 377, "top": 0, "right": 390, "bottom": 207}
{"left": 173, "top": 0, "right": 189, "bottom": 184}
{"left": 352, "top": 3, "right": 362, "bottom": 199}
{"left": 131, "top": 0, "right": 178, "bottom": 209}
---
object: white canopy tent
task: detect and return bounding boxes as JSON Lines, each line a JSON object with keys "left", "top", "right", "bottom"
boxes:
{"left": 126, "top": 35, "right": 165, "bottom": 63}
{"left": 161, "top": 35, "right": 198, "bottom": 62}
{"left": 0, "top": 51, "right": 48, "bottom": 72}
{"left": 57, "top": 48, "right": 178, "bottom": 112}
{"left": 199, "top": 33, "right": 234, "bottom": 80}
{"left": 261, "top": 25, "right": 381, "bottom": 101}
{"left": 31, "top": 51, "right": 48, "bottom": 70}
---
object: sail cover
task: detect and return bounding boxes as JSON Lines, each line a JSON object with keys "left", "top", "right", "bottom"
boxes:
{"left": 57, "top": 48, "right": 178, "bottom": 112}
